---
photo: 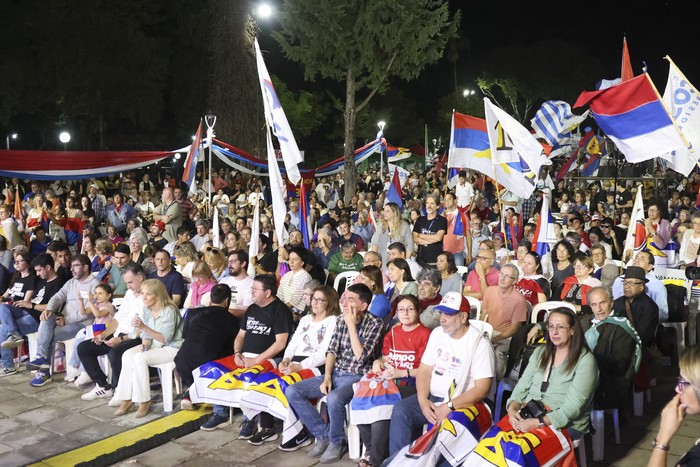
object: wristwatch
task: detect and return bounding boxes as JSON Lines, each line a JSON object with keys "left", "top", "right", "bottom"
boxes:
{"left": 447, "top": 401, "right": 456, "bottom": 411}
{"left": 537, "top": 416, "right": 546, "bottom": 428}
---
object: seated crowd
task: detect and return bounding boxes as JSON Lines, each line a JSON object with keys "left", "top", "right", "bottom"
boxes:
{"left": 0, "top": 167, "right": 698, "bottom": 466}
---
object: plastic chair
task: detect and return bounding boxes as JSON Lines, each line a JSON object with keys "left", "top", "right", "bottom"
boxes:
{"left": 655, "top": 267, "right": 692, "bottom": 356}
{"left": 333, "top": 271, "right": 360, "bottom": 295}
{"left": 456, "top": 266, "right": 469, "bottom": 281}
{"left": 572, "top": 437, "right": 587, "bottom": 467}
{"left": 318, "top": 395, "right": 365, "bottom": 460}
{"left": 531, "top": 301, "right": 576, "bottom": 323}
{"left": 466, "top": 296, "right": 481, "bottom": 320}
{"left": 591, "top": 408, "right": 620, "bottom": 461}
{"left": 469, "top": 320, "right": 493, "bottom": 341}
{"left": 150, "top": 361, "right": 182, "bottom": 413}
{"left": 493, "top": 377, "right": 516, "bottom": 422}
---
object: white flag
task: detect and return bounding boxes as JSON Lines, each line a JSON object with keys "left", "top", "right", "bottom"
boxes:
{"left": 624, "top": 187, "right": 646, "bottom": 263}
{"left": 266, "top": 127, "right": 288, "bottom": 251}
{"left": 248, "top": 197, "right": 260, "bottom": 276}
{"left": 255, "top": 39, "right": 302, "bottom": 185}
{"left": 661, "top": 58, "right": 700, "bottom": 176}
{"left": 212, "top": 207, "right": 221, "bottom": 248}
{"left": 388, "top": 163, "right": 410, "bottom": 188}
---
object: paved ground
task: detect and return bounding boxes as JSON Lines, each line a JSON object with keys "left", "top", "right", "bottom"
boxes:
{"left": 0, "top": 354, "right": 697, "bottom": 467}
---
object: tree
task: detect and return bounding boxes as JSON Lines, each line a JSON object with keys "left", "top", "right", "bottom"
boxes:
{"left": 274, "top": 0, "right": 460, "bottom": 201}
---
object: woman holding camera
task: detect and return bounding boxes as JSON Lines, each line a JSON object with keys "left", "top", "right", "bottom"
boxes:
{"left": 506, "top": 307, "right": 598, "bottom": 439}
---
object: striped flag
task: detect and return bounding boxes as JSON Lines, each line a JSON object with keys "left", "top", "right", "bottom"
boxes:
{"left": 531, "top": 100, "right": 589, "bottom": 146}
{"left": 182, "top": 119, "right": 203, "bottom": 195}
{"left": 385, "top": 168, "right": 403, "bottom": 209}
{"left": 621, "top": 37, "right": 634, "bottom": 82}
{"left": 368, "top": 208, "right": 377, "bottom": 232}
{"left": 298, "top": 181, "right": 311, "bottom": 249}
{"left": 533, "top": 197, "right": 558, "bottom": 257}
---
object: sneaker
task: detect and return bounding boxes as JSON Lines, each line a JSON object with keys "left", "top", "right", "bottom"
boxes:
{"left": 1, "top": 333, "right": 24, "bottom": 349}
{"left": 278, "top": 431, "right": 313, "bottom": 452}
{"left": 74, "top": 372, "right": 93, "bottom": 387}
{"left": 108, "top": 395, "right": 122, "bottom": 407}
{"left": 180, "top": 396, "right": 193, "bottom": 411}
{"left": 81, "top": 384, "right": 114, "bottom": 401}
{"left": 200, "top": 413, "right": 231, "bottom": 431}
{"left": 65, "top": 366, "right": 81, "bottom": 382}
{"left": 308, "top": 438, "right": 330, "bottom": 458}
{"left": 30, "top": 370, "right": 51, "bottom": 387}
{"left": 248, "top": 427, "right": 279, "bottom": 446}
{"left": 319, "top": 441, "right": 348, "bottom": 464}
{"left": 238, "top": 418, "right": 257, "bottom": 440}
{"left": 0, "top": 366, "right": 18, "bottom": 377}
{"left": 27, "top": 356, "right": 50, "bottom": 370}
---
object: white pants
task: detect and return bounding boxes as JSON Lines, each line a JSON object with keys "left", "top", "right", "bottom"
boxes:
{"left": 114, "top": 345, "right": 179, "bottom": 403}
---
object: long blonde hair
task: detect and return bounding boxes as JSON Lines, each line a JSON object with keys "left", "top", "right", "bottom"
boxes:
{"left": 380, "top": 202, "right": 404, "bottom": 237}
{"left": 140, "top": 279, "right": 177, "bottom": 311}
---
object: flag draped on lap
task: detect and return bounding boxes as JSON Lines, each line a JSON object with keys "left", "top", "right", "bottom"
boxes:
{"left": 239, "top": 367, "right": 320, "bottom": 444}
{"left": 465, "top": 417, "right": 574, "bottom": 467}
{"left": 349, "top": 374, "right": 403, "bottom": 424}
{"left": 574, "top": 74, "right": 687, "bottom": 164}
{"left": 388, "top": 402, "right": 492, "bottom": 467}
{"left": 189, "top": 356, "right": 276, "bottom": 407}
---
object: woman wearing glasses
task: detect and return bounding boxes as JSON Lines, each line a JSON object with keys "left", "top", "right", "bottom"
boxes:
{"left": 555, "top": 255, "right": 602, "bottom": 315}
{"left": 649, "top": 346, "right": 700, "bottom": 466}
{"left": 355, "top": 295, "right": 431, "bottom": 467}
{"left": 468, "top": 307, "right": 597, "bottom": 464}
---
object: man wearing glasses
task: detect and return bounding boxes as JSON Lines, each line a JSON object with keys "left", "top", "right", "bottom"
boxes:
{"left": 26, "top": 254, "right": 99, "bottom": 387}
{"left": 481, "top": 264, "right": 529, "bottom": 380}
{"left": 599, "top": 216, "right": 624, "bottom": 260}
{"left": 612, "top": 251, "right": 668, "bottom": 322}
{"left": 463, "top": 249, "right": 498, "bottom": 301}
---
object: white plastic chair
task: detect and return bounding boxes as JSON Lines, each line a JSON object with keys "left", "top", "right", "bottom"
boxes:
{"left": 591, "top": 408, "right": 620, "bottom": 461}
{"left": 572, "top": 437, "right": 587, "bottom": 467}
{"left": 469, "top": 320, "right": 493, "bottom": 341}
{"left": 466, "top": 296, "right": 481, "bottom": 320}
{"left": 655, "top": 266, "right": 691, "bottom": 355}
{"left": 150, "top": 361, "right": 182, "bottom": 413}
{"left": 531, "top": 301, "right": 576, "bottom": 323}
{"left": 456, "top": 266, "right": 469, "bottom": 281}
{"left": 333, "top": 271, "right": 360, "bottom": 294}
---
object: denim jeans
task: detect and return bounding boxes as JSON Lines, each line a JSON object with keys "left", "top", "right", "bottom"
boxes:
{"left": 0, "top": 304, "right": 39, "bottom": 368}
{"left": 388, "top": 394, "right": 441, "bottom": 455}
{"left": 452, "top": 252, "right": 466, "bottom": 267}
{"left": 286, "top": 371, "right": 361, "bottom": 445}
{"left": 36, "top": 314, "right": 85, "bottom": 361}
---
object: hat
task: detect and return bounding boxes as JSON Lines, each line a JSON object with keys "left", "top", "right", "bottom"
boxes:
{"left": 153, "top": 220, "right": 166, "bottom": 232}
{"left": 623, "top": 266, "right": 648, "bottom": 283}
{"left": 591, "top": 214, "right": 601, "bottom": 221}
{"left": 432, "top": 291, "right": 471, "bottom": 315}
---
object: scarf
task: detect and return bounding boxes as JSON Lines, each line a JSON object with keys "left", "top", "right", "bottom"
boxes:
{"left": 190, "top": 280, "right": 216, "bottom": 307}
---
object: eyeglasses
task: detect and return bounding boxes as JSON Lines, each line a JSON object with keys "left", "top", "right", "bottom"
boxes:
{"left": 312, "top": 297, "right": 328, "bottom": 303}
{"left": 250, "top": 287, "right": 266, "bottom": 292}
{"left": 397, "top": 307, "right": 417, "bottom": 313}
{"left": 547, "top": 324, "right": 571, "bottom": 333}
{"left": 498, "top": 271, "right": 516, "bottom": 280}
{"left": 573, "top": 264, "right": 588, "bottom": 269}
{"left": 600, "top": 224, "right": 612, "bottom": 229}
{"left": 622, "top": 280, "right": 644, "bottom": 286}
{"left": 677, "top": 376, "right": 693, "bottom": 392}
{"left": 476, "top": 255, "right": 491, "bottom": 261}
{"left": 13, "top": 259, "right": 25, "bottom": 264}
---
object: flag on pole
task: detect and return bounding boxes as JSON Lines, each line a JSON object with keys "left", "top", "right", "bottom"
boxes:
{"left": 621, "top": 37, "right": 634, "bottom": 82}
{"left": 452, "top": 207, "right": 466, "bottom": 237}
{"left": 624, "top": 187, "right": 646, "bottom": 262}
{"left": 255, "top": 39, "right": 302, "bottom": 185}
{"left": 447, "top": 112, "right": 491, "bottom": 175}
{"left": 555, "top": 131, "right": 602, "bottom": 179}
{"left": 385, "top": 168, "right": 403, "bottom": 209}
{"left": 531, "top": 100, "right": 589, "bottom": 146}
{"left": 182, "top": 119, "right": 203, "bottom": 195}
{"left": 212, "top": 207, "right": 221, "bottom": 248}
{"left": 388, "top": 163, "right": 410, "bottom": 188}
{"left": 265, "top": 127, "right": 288, "bottom": 249}
{"left": 533, "top": 197, "right": 558, "bottom": 257}
{"left": 368, "top": 208, "right": 377, "bottom": 232}
{"left": 248, "top": 197, "right": 260, "bottom": 276}
{"left": 298, "top": 181, "right": 311, "bottom": 249}
{"left": 661, "top": 57, "right": 700, "bottom": 177}
{"left": 484, "top": 98, "right": 543, "bottom": 164}
{"left": 574, "top": 74, "right": 687, "bottom": 163}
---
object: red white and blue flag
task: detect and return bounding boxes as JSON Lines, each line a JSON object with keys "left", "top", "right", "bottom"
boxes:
{"left": 182, "top": 118, "right": 203, "bottom": 195}
{"left": 299, "top": 180, "right": 312, "bottom": 249}
{"left": 533, "top": 197, "right": 558, "bottom": 258}
{"left": 386, "top": 168, "right": 403, "bottom": 209}
{"left": 574, "top": 74, "right": 687, "bottom": 163}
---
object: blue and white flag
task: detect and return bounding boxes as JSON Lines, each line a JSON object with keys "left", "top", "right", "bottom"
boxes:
{"left": 255, "top": 39, "right": 302, "bottom": 185}
{"left": 531, "top": 100, "right": 588, "bottom": 146}
{"left": 661, "top": 57, "right": 700, "bottom": 176}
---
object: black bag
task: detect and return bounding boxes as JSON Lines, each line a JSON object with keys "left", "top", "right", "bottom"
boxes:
{"left": 666, "top": 284, "right": 690, "bottom": 323}
{"left": 519, "top": 400, "right": 547, "bottom": 419}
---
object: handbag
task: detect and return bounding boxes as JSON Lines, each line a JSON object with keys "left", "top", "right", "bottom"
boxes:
{"left": 519, "top": 351, "right": 553, "bottom": 420}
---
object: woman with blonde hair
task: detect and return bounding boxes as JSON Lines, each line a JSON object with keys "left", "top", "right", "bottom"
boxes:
{"left": 183, "top": 261, "right": 217, "bottom": 309}
{"left": 203, "top": 246, "right": 228, "bottom": 281}
{"left": 113, "top": 279, "right": 183, "bottom": 418}
{"left": 174, "top": 242, "right": 198, "bottom": 283}
{"left": 370, "top": 202, "right": 414, "bottom": 265}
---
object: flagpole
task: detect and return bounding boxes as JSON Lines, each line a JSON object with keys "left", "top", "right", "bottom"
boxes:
{"left": 643, "top": 72, "right": 693, "bottom": 152}
{"left": 205, "top": 114, "right": 217, "bottom": 218}
{"left": 493, "top": 174, "right": 511, "bottom": 263}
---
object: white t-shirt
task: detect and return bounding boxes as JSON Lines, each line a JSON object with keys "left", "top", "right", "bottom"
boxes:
{"left": 114, "top": 289, "right": 145, "bottom": 337}
{"left": 421, "top": 325, "right": 495, "bottom": 402}
{"left": 219, "top": 274, "right": 254, "bottom": 310}
{"left": 455, "top": 181, "right": 475, "bottom": 208}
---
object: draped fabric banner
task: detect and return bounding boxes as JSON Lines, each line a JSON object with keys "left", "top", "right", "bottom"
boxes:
{"left": 0, "top": 150, "right": 175, "bottom": 180}
{"left": 189, "top": 356, "right": 276, "bottom": 407}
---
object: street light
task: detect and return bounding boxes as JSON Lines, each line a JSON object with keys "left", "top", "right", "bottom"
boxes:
{"left": 5, "top": 133, "right": 18, "bottom": 150}
{"left": 463, "top": 89, "right": 476, "bottom": 97}
{"left": 257, "top": 3, "right": 273, "bottom": 19}
{"left": 59, "top": 131, "right": 71, "bottom": 151}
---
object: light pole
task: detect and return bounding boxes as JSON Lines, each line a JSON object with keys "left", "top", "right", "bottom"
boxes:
{"left": 256, "top": 2, "right": 273, "bottom": 19}
{"left": 377, "top": 121, "right": 386, "bottom": 178}
{"left": 59, "top": 131, "right": 71, "bottom": 151}
{"left": 5, "top": 133, "right": 17, "bottom": 150}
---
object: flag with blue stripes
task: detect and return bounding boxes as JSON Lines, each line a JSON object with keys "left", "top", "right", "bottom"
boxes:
{"left": 531, "top": 100, "right": 588, "bottom": 146}
{"left": 182, "top": 119, "right": 203, "bottom": 194}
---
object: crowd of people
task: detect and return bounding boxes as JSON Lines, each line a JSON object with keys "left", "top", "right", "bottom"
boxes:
{"left": 0, "top": 164, "right": 699, "bottom": 466}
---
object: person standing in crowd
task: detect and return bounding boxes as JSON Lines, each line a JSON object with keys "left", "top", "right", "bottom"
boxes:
{"left": 152, "top": 188, "right": 182, "bottom": 244}
{"left": 412, "top": 195, "right": 447, "bottom": 267}
{"left": 370, "top": 203, "right": 414, "bottom": 266}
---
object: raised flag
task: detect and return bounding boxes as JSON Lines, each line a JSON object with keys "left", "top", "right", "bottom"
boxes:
{"left": 255, "top": 39, "right": 302, "bottom": 185}
{"left": 661, "top": 57, "right": 700, "bottom": 177}
{"left": 266, "top": 127, "right": 288, "bottom": 248}
{"left": 388, "top": 163, "right": 410, "bottom": 188}
{"left": 212, "top": 207, "right": 221, "bottom": 248}
{"left": 368, "top": 208, "right": 377, "bottom": 232}
{"left": 484, "top": 98, "right": 543, "bottom": 164}
{"left": 621, "top": 37, "right": 634, "bottom": 82}
{"left": 574, "top": 74, "right": 687, "bottom": 163}
{"left": 531, "top": 100, "right": 589, "bottom": 146}
{"left": 247, "top": 196, "right": 260, "bottom": 276}
{"left": 298, "top": 181, "right": 311, "bottom": 249}
{"left": 555, "top": 131, "right": 602, "bottom": 179}
{"left": 624, "top": 187, "right": 646, "bottom": 262}
{"left": 452, "top": 207, "right": 466, "bottom": 237}
{"left": 182, "top": 119, "right": 203, "bottom": 195}
{"left": 448, "top": 112, "right": 491, "bottom": 175}
{"left": 533, "top": 197, "right": 558, "bottom": 258}
{"left": 385, "top": 168, "right": 403, "bottom": 209}
{"left": 387, "top": 146, "right": 412, "bottom": 163}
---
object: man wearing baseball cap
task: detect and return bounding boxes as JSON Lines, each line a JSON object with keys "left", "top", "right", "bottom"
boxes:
{"left": 387, "top": 291, "right": 495, "bottom": 458}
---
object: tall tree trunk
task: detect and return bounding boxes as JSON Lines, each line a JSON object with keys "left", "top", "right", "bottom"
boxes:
{"left": 343, "top": 67, "right": 357, "bottom": 203}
